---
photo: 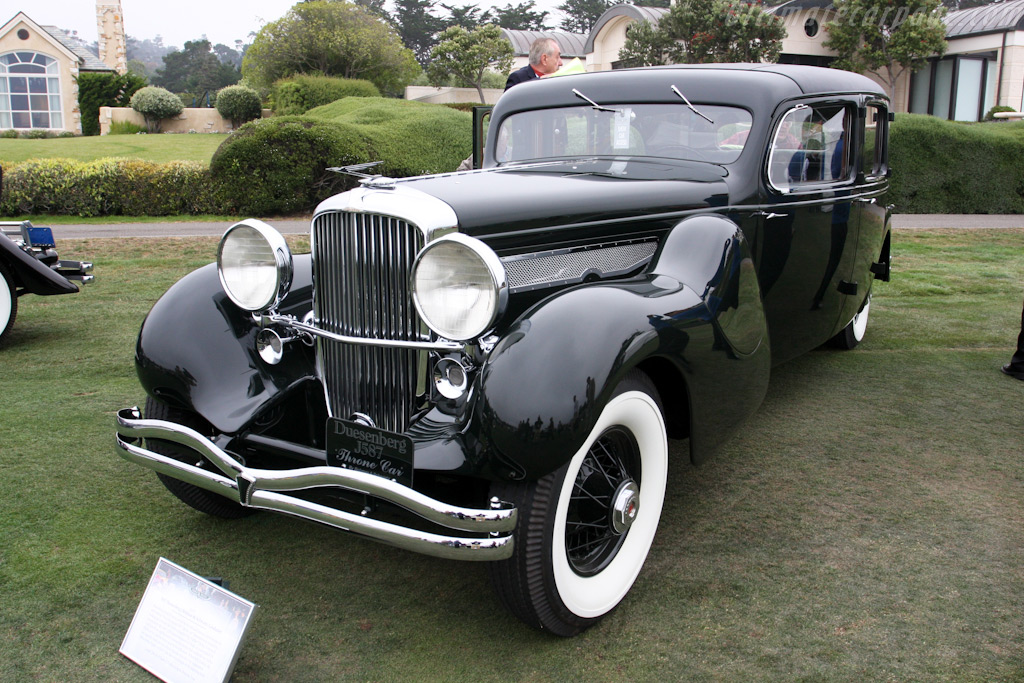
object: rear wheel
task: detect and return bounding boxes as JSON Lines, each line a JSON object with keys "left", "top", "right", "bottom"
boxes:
{"left": 146, "top": 396, "right": 253, "bottom": 519}
{"left": 829, "top": 294, "right": 870, "bottom": 350}
{"left": 0, "top": 262, "right": 17, "bottom": 343}
{"left": 488, "top": 371, "right": 668, "bottom": 636}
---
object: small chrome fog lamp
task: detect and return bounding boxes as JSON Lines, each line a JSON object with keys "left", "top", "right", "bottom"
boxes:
{"left": 434, "top": 357, "right": 469, "bottom": 399}
{"left": 256, "top": 328, "right": 285, "bottom": 365}
{"left": 412, "top": 234, "right": 507, "bottom": 341}
{"left": 218, "top": 219, "right": 293, "bottom": 312}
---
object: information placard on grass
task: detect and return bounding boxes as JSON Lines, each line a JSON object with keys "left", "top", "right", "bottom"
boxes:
{"left": 120, "top": 557, "right": 257, "bottom": 683}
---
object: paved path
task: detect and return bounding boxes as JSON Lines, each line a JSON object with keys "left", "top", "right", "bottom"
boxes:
{"left": 44, "top": 214, "right": 1024, "bottom": 239}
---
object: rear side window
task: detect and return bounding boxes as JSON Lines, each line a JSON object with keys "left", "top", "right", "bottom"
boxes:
{"left": 767, "top": 104, "right": 851, "bottom": 192}
{"left": 862, "top": 103, "right": 888, "bottom": 179}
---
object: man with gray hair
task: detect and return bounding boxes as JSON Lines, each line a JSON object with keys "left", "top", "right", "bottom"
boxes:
{"left": 504, "top": 37, "right": 563, "bottom": 90}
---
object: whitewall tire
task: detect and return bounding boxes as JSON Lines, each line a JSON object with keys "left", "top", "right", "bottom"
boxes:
{"left": 0, "top": 262, "right": 17, "bottom": 343}
{"left": 489, "top": 371, "right": 668, "bottom": 635}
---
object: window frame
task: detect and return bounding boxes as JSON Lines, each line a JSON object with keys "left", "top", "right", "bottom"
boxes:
{"left": 765, "top": 100, "right": 855, "bottom": 195}
{"left": 0, "top": 50, "right": 62, "bottom": 131}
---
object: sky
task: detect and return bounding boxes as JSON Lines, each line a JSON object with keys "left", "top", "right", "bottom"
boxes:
{"left": 19, "top": 0, "right": 566, "bottom": 50}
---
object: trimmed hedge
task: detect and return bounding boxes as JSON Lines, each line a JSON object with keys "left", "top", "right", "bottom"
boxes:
{"left": 306, "top": 97, "right": 471, "bottom": 178}
{"left": 210, "top": 116, "right": 368, "bottom": 215}
{"left": 210, "top": 99, "right": 472, "bottom": 215}
{"left": 0, "top": 158, "right": 221, "bottom": 216}
{"left": 272, "top": 75, "right": 381, "bottom": 115}
{"left": 887, "top": 114, "right": 1024, "bottom": 214}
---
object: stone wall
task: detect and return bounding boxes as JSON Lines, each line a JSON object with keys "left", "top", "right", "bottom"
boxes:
{"left": 99, "top": 106, "right": 271, "bottom": 134}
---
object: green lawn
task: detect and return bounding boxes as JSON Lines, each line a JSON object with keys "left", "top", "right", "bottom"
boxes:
{"left": 0, "top": 134, "right": 227, "bottom": 165}
{"left": 1, "top": 230, "right": 1023, "bottom": 681}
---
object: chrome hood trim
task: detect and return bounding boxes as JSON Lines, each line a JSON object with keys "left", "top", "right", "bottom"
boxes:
{"left": 313, "top": 183, "right": 459, "bottom": 237}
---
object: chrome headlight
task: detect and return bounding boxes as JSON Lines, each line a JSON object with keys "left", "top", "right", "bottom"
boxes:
{"left": 412, "top": 234, "right": 507, "bottom": 341}
{"left": 217, "top": 219, "right": 293, "bottom": 312}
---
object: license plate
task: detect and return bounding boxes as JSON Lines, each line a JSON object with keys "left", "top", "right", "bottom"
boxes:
{"left": 326, "top": 417, "right": 414, "bottom": 487}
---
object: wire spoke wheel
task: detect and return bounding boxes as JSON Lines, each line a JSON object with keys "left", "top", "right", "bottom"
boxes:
{"left": 489, "top": 371, "right": 667, "bottom": 636}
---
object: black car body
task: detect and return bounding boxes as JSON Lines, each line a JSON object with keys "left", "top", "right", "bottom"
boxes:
{"left": 0, "top": 220, "right": 93, "bottom": 342}
{"left": 115, "top": 64, "right": 892, "bottom": 635}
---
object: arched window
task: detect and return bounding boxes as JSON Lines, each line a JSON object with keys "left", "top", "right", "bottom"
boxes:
{"left": 0, "top": 51, "right": 62, "bottom": 130}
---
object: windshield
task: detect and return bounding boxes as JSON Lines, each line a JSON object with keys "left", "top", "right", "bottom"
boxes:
{"left": 494, "top": 103, "right": 752, "bottom": 165}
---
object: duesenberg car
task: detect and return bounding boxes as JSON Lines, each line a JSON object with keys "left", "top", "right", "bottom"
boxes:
{"left": 115, "top": 64, "right": 892, "bottom": 636}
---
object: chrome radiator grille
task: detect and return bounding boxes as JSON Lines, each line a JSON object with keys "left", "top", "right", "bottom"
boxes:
{"left": 312, "top": 211, "right": 428, "bottom": 433}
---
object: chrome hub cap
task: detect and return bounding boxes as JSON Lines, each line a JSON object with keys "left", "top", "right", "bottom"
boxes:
{"left": 610, "top": 480, "right": 640, "bottom": 534}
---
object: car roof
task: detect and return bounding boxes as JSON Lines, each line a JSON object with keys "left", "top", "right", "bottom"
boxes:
{"left": 493, "top": 63, "right": 888, "bottom": 118}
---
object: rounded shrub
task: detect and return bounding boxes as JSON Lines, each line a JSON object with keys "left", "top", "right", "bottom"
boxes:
{"left": 129, "top": 86, "right": 184, "bottom": 133}
{"left": 210, "top": 116, "right": 371, "bottom": 215}
{"left": 271, "top": 75, "right": 381, "bottom": 115}
{"left": 216, "top": 85, "right": 263, "bottom": 128}
{"left": 985, "top": 105, "right": 1017, "bottom": 121}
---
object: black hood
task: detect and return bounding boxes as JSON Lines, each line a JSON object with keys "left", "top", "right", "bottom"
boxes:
{"left": 400, "top": 159, "right": 731, "bottom": 245}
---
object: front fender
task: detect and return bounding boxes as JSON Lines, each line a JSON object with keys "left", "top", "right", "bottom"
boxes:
{"left": 472, "top": 215, "right": 771, "bottom": 480}
{"left": 135, "top": 256, "right": 316, "bottom": 434}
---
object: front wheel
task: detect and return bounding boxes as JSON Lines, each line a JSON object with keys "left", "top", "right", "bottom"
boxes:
{"left": 829, "top": 294, "right": 871, "bottom": 350}
{"left": 146, "top": 396, "right": 254, "bottom": 520}
{"left": 488, "top": 371, "right": 668, "bottom": 636}
{"left": 0, "top": 262, "right": 18, "bottom": 343}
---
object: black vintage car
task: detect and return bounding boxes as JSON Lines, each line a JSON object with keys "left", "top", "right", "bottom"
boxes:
{"left": 116, "top": 64, "right": 892, "bottom": 636}
{"left": 0, "top": 220, "right": 93, "bottom": 342}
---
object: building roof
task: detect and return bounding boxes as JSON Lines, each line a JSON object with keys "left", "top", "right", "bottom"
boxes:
{"left": 501, "top": 29, "right": 588, "bottom": 58}
{"left": 585, "top": 5, "right": 669, "bottom": 52}
{"left": 40, "top": 24, "right": 113, "bottom": 72}
{"left": 944, "top": 0, "right": 1024, "bottom": 38}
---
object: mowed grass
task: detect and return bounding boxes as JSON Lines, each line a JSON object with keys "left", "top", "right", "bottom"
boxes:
{"left": 0, "top": 133, "right": 227, "bottom": 165}
{"left": 1, "top": 230, "right": 1023, "bottom": 681}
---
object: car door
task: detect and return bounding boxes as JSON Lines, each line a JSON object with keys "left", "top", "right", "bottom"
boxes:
{"left": 756, "top": 100, "right": 860, "bottom": 364}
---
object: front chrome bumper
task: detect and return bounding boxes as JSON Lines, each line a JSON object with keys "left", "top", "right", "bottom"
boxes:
{"left": 115, "top": 408, "right": 516, "bottom": 561}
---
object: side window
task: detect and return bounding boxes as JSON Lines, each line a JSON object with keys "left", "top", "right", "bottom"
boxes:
{"left": 767, "top": 104, "right": 851, "bottom": 191}
{"left": 862, "top": 104, "right": 888, "bottom": 179}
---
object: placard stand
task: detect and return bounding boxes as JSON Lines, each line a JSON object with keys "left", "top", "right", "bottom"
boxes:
{"left": 120, "top": 558, "right": 257, "bottom": 683}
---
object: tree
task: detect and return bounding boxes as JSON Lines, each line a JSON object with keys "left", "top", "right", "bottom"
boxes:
{"left": 242, "top": 1, "right": 420, "bottom": 95}
{"left": 618, "top": 0, "right": 786, "bottom": 66}
{"left": 824, "top": 0, "right": 947, "bottom": 99}
{"left": 484, "top": 1, "right": 551, "bottom": 30}
{"left": 75, "top": 71, "right": 146, "bottom": 135}
{"left": 391, "top": 0, "right": 447, "bottom": 65}
{"left": 557, "top": 0, "right": 612, "bottom": 34}
{"left": 427, "top": 25, "right": 514, "bottom": 101}
{"left": 153, "top": 39, "right": 240, "bottom": 95}
{"left": 441, "top": 2, "right": 487, "bottom": 29}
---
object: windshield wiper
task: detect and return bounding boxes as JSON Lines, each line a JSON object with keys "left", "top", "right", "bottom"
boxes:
{"left": 572, "top": 88, "right": 619, "bottom": 113}
{"left": 670, "top": 85, "right": 714, "bottom": 125}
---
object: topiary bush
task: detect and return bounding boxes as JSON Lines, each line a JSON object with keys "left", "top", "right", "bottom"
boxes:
{"left": 887, "top": 114, "right": 1024, "bottom": 213}
{"left": 129, "top": 86, "right": 184, "bottom": 133}
{"left": 271, "top": 75, "right": 380, "bottom": 115}
{"left": 210, "top": 116, "right": 371, "bottom": 215}
{"left": 216, "top": 85, "right": 263, "bottom": 128}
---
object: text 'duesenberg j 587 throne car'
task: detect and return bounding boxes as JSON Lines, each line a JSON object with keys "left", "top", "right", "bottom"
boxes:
{"left": 115, "top": 64, "right": 892, "bottom": 635}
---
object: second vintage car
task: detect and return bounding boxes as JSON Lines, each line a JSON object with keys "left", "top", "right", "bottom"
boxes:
{"left": 115, "top": 64, "right": 892, "bottom": 635}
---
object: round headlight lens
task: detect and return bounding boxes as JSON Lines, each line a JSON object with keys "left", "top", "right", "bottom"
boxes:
{"left": 412, "top": 234, "right": 506, "bottom": 341}
{"left": 217, "top": 220, "right": 293, "bottom": 312}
